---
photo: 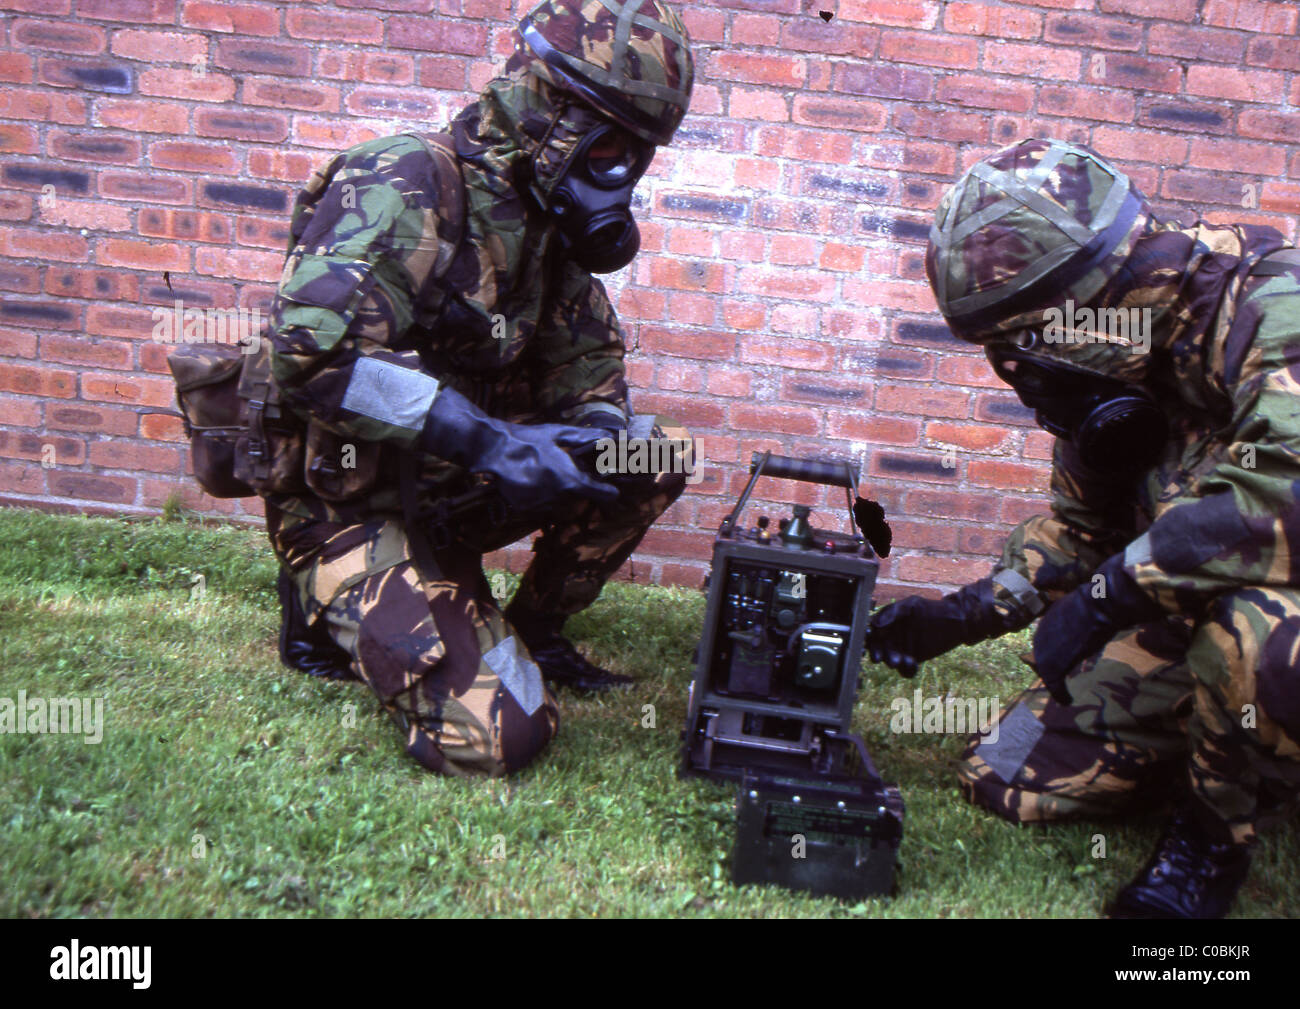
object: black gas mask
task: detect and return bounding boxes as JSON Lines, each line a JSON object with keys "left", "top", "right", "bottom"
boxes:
{"left": 543, "top": 124, "right": 652, "bottom": 274}
{"left": 987, "top": 336, "right": 1167, "bottom": 474}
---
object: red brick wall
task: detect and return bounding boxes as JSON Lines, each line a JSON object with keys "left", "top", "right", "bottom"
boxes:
{"left": 1, "top": 0, "right": 1298, "bottom": 598}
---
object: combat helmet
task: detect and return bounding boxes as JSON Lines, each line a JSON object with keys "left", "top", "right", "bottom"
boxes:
{"left": 926, "top": 138, "right": 1152, "bottom": 351}
{"left": 516, "top": 0, "right": 694, "bottom": 148}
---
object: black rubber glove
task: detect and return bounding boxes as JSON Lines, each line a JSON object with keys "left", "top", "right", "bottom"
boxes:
{"left": 419, "top": 385, "right": 618, "bottom": 510}
{"left": 1031, "top": 553, "right": 1163, "bottom": 705}
{"left": 867, "top": 577, "right": 1009, "bottom": 678}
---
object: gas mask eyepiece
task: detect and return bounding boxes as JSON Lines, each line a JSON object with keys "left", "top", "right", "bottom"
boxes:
{"left": 547, "top": 125, "right": 651, "bottom": 274}
{"left": 987, "top": 334, "right": 1167, "bottom": 474}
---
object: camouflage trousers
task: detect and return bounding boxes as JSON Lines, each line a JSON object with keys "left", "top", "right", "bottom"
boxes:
{"left": 960, "top": 586, "right": 1300, "bottom": 844}
{"left": 273, "top": 419, "right": 690, "bottom": 778}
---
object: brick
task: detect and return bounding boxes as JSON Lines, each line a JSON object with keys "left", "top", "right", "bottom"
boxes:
{"left": 1096, "top": 54, "right": 1182, "bottom": 94}
{"left": 1188, "top": 65, "right": 1285, "bottom": 104}
{"left": 0, "top": 263, "right": 39, "bottom": 292}
{"left": 0, "top": 124, "right": 38, "bottom": 155}
{"left": 0, "top": 327, "right": 38, "bottom": 356}
{"left": 246, "top": 149, "right": 318, "bottom": 183}
{"left": 705, "top": 368, "right": 752, "bottom": 398}
{"left": 99, "top": 170, "right": 192, "bottom": 205}
{"left": 96, "top": 98, "right": 188, "bottom": 134}
{"left": 88, "top": 440, "right": 180, "bottom": 474}
{"left": 0, "top": 192, "right": 34, "bottom": 221}
{"left": 317, "top": 51, "right": 415, "bottom": 87}
{"left": 44, "top": 262, "right": 130, "bottom": 300}
{"left": 41, "top": 333, "right": 132, "bottom": 370}
{"left": 729, "top": 403, "right": 820, "bottom": 437}
{"left": 47, "top": 470, "right": 138, "bottom": 505}
{"left": 215, "top": 39, "right": 311, "bottom": 76}
{"left": 945, "top": 2, "right": 1042, "bottom": 38}
{"left": 1149, "top": 23, "right": 1247, "bottom": 63}
{"left": 1038, "top": 85, "right": 1135, "bottom": 124}
{"left": 780, "top": 376, "right": 869, "bottom": 408}
{"left": 141, "top": 412, "right": 185, "bottom": 442}
{"left": 828, "top": 413, "right": 920, "bottom": 445}
{"left": 935, "top": 75, "right": 1035, "bottom": 113}
{"left": 881, "top": 31, "right": 978, "bottom": 70}
{"left": 11, "top": 19, "right": 107, "bottom": 54}
{"left": 80, "top": 372, "right": 174, "bottom": 408}
{"left": 234, "top": 215, "right": 290, "bottom": 250}
{"left": 709, "top": 52, "right": 805, "bottom": 89}
{"left": 78, "top": 0, "right": 176, "bottom": 22}
{"left": 98, "top": 238, "right": 189, "bottom": 272}
{"left": 45, "top": 403, "right": 136, "bottom": 437}
{"left": 345, "top": 87, "right": 440, "bottom": 121}
{"left": 139, "top": 66, "right": 235, "bottom": 102}
{"left": 791, "top": 95, "right": 888, "bottom": 133}
{"left": 896, "top": 554, "right": 990, "bottom": 586}
{"left": 0, "top": 87, "right": 87, "bottom": 124}
{"left": 834, "top": 62, "right": 931, "bottom": 102}
{"left": 181, "top": 1, "right": 279, "bottom": 36}
{"left": 872, "top": 450, "right": 959, "bottom": 483}
{"left": 1045, "top": 14, "right": 1141, "bottom": 50}
{"left": 968, "top": 459, "right": 1049, "bottom": 491}
{"left": 841, "top": 0, "right": 941, "bottom": 29}
{"left": 1137, "top": 99, "right": 1232, "bottom": 136}
{"left": 192, "top": 107, "right": 287, "bottom": 143}
{"left": 388, "top": 15, "right": 483, "bottom": 54}
{"left": 739, "top": 334, "right": 834, "bottom": 369}
{"left": 245, "top": 77, "right": 340, "bottom": 113}
{"left": 0, "top": 460, "right": 44, "bottom": 496}
{"left": 292, "top": 118, "right": 383, "bottom": 151}
{"left": 924, "top": 420, "right": 1011, "bottom": 453}
{"left": 1246, "top": 36, "right": 1300, "bottom": 73}
{"left": 875, "top": 384, "right": 969, "bottom": 418}
{"left": 0, "top": 52, "right": 33, "bottom": 84}
{"left": 1091, "top": 127, "right": 1188, "bottom": 166}
{"left": 871, "top": 350, "right": 934, "bottom": 380}
{"left": 417, "top": 55, "right": 467, "bottom": 90}
{"left": 111, "top": 29, "right": 206, "bottom": 63}
{"left": 138, "top": 208, "right": 231, "bottom": 244}
{"left": 1238, "top": 108, "right": 1300, "bottom": 144}
{"left": 1163, "top": 170, "right": 1253, "bottom": 207}
{"left": 194, "top": 246, "right": 284, "bottom": 282}
{"left": 984, "top": 42, "right": 1081, "bottom": 80}
{"left": 736, "top": 267, "right": 836, "bottom": 303}
{"left": 0, "top": 226, "right": 88, "bottom": 262}
{"left": 0, "top": 362, "right": 76, "bottom": 398}
{"left": 38, "top": 57, "right": 133, "bottom": 94}
{"left": 728, "top": 87, "right": 788, "bottom": 122}
{"left": 48, "top": 131, "right": 141, "bottom": 166}
{"left": 0, "top": 394, "right": 41, "bottom": 428}
{"left": 200, "top": 180, "right": 289, "bottom": 213}
{"left": 38, "top": 198, "right": 131, "bottom": 231}
{"left": 905, "top": 487, "right": 1001, "bottom": 523}
{"left": 936, "top": 356, "right": 1005, "bottom": 388}
{"left": 781, "top": 19, "right": 878, "bottom": 55}
{"left": 84, "top": 305, "right": 163, "bottom": 343}
{"left": 1202, "top": 0, "right": 1297, "bottom": 33}
{"left": 0, "top": 300, "right": 79, "bottom": 331}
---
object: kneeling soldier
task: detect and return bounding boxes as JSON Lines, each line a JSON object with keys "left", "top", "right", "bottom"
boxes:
{"left": 869, "top": 138, "right": 1300, "bottom": 917}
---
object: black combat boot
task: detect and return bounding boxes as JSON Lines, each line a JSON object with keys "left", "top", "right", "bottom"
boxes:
{"left": 503, "top": 604, "right": 633, "bottom": 693}
{"left": 276, "top": 568, "right": 357, "bottom": 681}
{"left": 1108, "top": 803, "right": 1252, "bottom": 919}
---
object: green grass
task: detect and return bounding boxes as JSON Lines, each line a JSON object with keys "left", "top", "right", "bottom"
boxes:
{"left": 0, "top": 507, "right": 1295, "bottom": 918}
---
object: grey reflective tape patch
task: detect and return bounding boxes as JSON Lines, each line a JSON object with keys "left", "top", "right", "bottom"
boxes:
{"left": 340, "top": 357, "right": 438, "bottom": 432}
{"left": 992, "top": 568, "right": 1046, "bottom": 615}
{"left": 627, "top": 414, "right": 656, "bottom": 441}
{"left": 1125, "top": 531, "right": 1153, "bottom": 568}
{"left": 483, "top": 635, "right": 545, "bottom": 717}
{"left": 978, "top": 703, "right": 1045, "bottom": 785}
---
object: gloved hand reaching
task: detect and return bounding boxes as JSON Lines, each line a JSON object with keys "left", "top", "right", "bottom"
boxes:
{"left": 419, "top": 384, "right": 619, "bottom": 511}
{"left": 867, "top": 577, "right": 1012, "bottom": 678}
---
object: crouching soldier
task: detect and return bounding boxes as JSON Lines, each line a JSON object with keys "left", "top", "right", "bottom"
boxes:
{"left": 258, "top": 0, "right": 695, "bottom": 776}
{"left": 868, "top": 138, "right": 1300, "bottom": 917}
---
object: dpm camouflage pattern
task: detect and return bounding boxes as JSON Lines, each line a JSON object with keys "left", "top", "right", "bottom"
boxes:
{"left": 950, "top": 207, "right": 1300, "bottom": 842}
{"left": 270, "top": 419, "right": 691, "bottom": 777}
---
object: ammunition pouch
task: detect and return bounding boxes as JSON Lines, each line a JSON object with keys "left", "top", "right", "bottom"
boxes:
{"left": 167, "top": 341, "right": 308, "bottom": 499}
